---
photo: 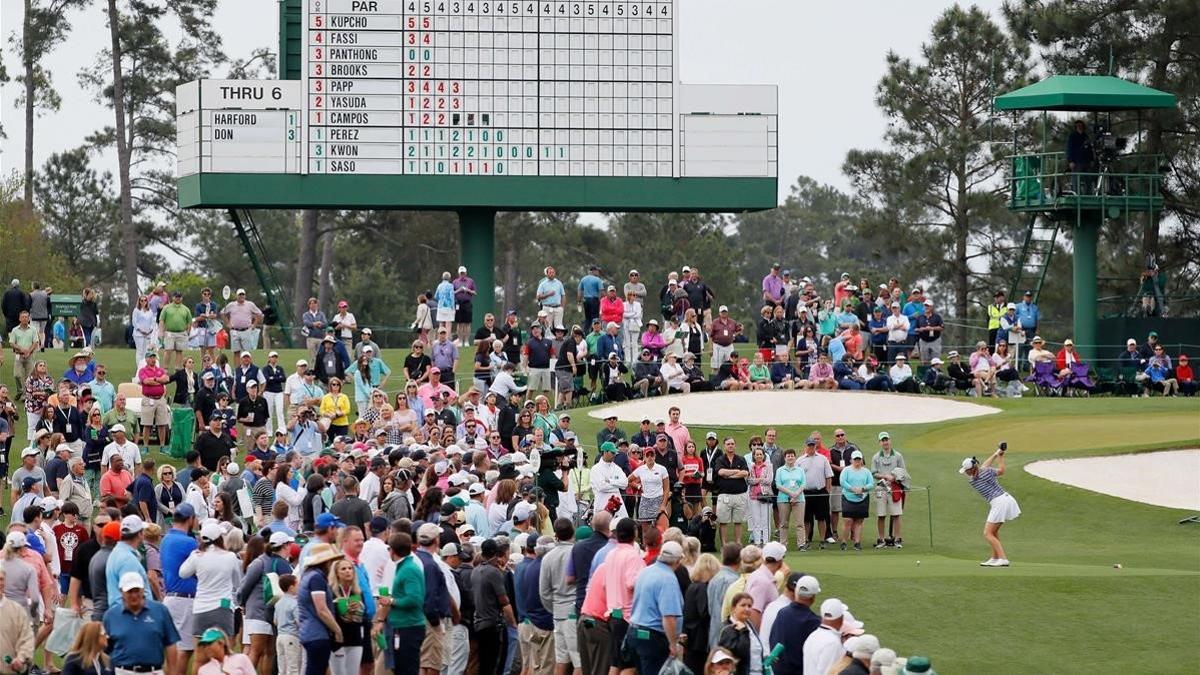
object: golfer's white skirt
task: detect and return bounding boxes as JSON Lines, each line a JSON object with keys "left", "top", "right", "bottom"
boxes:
{"left": 436, "top": 307, "right": 455, "bottom": 323}
{"left": 986, "top": 493, "right": 1021, "bottom": 523}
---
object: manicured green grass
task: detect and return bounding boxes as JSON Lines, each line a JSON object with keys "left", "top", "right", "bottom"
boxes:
{"left": 11, "top": 347, "right": 1200, "bottom": 672}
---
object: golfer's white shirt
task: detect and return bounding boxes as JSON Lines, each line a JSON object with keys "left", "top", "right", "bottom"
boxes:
{"left": 179, "top": 548, "right": 243, "bottom": 613}
{"left": 590, "top": 459, "right": 629, "bottom": 517}
{"left": 360, "top": 536, "right": 392, "bottom": 592}
{"left": 802, "top": 624, "right": 843, "bottom": 675}
{"left": 760, "top": 594, "right": 791, "bottom": 644}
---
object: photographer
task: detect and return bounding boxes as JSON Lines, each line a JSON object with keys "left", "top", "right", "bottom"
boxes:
{"left": 536, "top": 447, "right": 570, "bottom": 515}
{"left": 287, "top": 406, "right": 323, "bottom": 456}
{"left": 688, "top": 506, "right": 718, "bottom": 553}
{"left": 1066, "top": 119, "right": 1094, "bottom": 192}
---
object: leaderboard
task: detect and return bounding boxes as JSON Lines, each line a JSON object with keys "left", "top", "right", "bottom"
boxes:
{"left": 305, "top": 0, "right": 676, "bottom": 176}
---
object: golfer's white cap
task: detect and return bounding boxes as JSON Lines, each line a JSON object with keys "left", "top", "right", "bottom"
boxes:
{"left": 762, "top": 541, "right": 787, "bottom": 562}
{"left": 959, "top": 457, "right": 976, "bottom": 474}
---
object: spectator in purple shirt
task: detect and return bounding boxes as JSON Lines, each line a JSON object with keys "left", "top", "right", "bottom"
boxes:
{"left": 762, "top": 264, "right": 785, "bottom": 308}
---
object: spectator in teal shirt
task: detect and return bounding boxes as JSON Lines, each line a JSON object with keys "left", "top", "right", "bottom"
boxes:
{"left": 578, "top": 265, "right": 604, "bottom": 328}
{"left": 388, "top": 533, "right": 427, "bottom": 674}
{"left": 839, "top": 451, "right": 874, "bottom": 551}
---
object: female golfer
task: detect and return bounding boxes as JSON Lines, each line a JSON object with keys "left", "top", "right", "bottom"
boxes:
{"left": 959, "top": 442, "right": 1021, "bottom": 567}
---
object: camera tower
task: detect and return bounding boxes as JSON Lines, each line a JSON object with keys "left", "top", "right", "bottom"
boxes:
{"left": 994, "top": 75, "right": 1175, "bottom": 360}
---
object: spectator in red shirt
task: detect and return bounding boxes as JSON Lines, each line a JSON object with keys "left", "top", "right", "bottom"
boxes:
{"left": 1176, "top": 354, "right": 1196, "bottom": 396}
{"left": 53, "top": 501, "right": 88, "bottom": 593}
{"left": 99, "top": 454, "right": 134, "bottom": 507}
{"left": 599, "top": 286, "right": 624, "bottom": 327}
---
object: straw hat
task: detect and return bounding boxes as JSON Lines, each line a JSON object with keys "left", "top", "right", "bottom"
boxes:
{"left": 305, "top": 542, "right": 344, "bottom": 568}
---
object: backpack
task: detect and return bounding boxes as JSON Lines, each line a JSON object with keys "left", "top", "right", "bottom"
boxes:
{"left": 262, "top": 555, "right": 284, "bottom": 606}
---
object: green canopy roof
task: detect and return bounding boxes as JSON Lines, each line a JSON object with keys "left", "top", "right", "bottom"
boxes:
{"left": 994, "top": 75, "right": 1176, "bottom": 112}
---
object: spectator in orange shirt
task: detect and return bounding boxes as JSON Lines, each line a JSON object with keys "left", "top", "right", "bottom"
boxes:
{"left": 99, "top": 455, "right": 134, "bottom": 507}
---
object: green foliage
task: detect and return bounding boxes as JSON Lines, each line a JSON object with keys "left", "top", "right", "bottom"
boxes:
{"left": 844, "top": 5, "right": 1032, "bottom": 319}
{"left": 34, "top": 146, "right": 120, "bottom": 279}
{"left": 0, "top": 175, "right": 84, "bottom": 293}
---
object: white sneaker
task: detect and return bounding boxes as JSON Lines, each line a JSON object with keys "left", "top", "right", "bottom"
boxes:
{"left": 995, "top": 558, "right": 1010, "bottom": 567}
{"left": 980, "top": 558, "right": 997, "bottom": 566}
{"left": 824, "top": 537, "right": 837, "bottom": 544}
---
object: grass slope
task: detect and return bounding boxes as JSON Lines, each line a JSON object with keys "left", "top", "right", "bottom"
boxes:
{"left": 12, "top": 347, "right": 1200, "bottom": 673}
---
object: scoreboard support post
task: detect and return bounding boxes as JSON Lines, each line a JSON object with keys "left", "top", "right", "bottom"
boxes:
{"left": 459, "top": 208, "right": 497, "bottom": 327}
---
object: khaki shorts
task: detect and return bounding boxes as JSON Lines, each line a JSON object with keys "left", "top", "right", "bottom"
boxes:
{"left": 140, "top": 396, "right": 171, "bottom": 427}
{"left": 420, "top": 620, "right": 446, "bottom": 669}
{"left": 716, "top": 493, "right": 748, "bottom": 524}
{"left": 519, "top": 622, "right": 555, "bottom": 675}
{"left": 871, "top": 488, "right": 904, "bottom": 516}
{"left": 554, "top": 617, "right": 581, "bottom": 667}
{"left": 162, "top": 331, "right": 188, "bottom": 351}
{"left": 528, "top": 368, "right": 552, "bottom": 390}
{"left": 163, "top": 595, "right": 195, "bottom": 651}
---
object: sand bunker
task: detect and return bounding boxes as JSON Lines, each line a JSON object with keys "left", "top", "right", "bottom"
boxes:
{"left": 1025, "top": 450, "right": 1200, "bottom": 510}
{"left": 589, "top": 390, "right": 999, "bottom": 427}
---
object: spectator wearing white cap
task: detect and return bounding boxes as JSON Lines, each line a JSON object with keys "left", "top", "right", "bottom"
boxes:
{"left": 766, "top": 574, "right": 820, "bottom": 675}
{"left": 744, "top": 542, "right": 784, "bottom": 630}
{"left": 105, "top": 515, "right": 149, "bottom": 609}
{"left": 221, "top": 288, "right": 263, "bottom": 353}
{"left": 627, "top": 540, "right": 685, "bottom": 675}
{"left": 180, "top": 520, "right": 244, "bottom": 639}
{"left": 101, "top": 423, "right": 142, "bottom": 474}
{"left": 102, "top": 570, "right": 180, "bottom": 672}
{"left": 884, "top": 302, "right": 910, "bottom": 364}
{"left": 1, "top": 532, "right": 38, "bottom": 610}
{"left": 803, "top": 598, "right": 860, "bottom": 675}
{"left": 261, "top": 351, "right": 287, "bottom": 436}
{"left": 840, "top": 634, "right": 881, "bottom": 675}
{"left": 870, "top": 433, "right": 907, "bottom": 549}
{"left": 237, "top": 377, "right": 270, "bottom": 451}
{"left": 238, "top": 530, "right": 294, "bottom": 673}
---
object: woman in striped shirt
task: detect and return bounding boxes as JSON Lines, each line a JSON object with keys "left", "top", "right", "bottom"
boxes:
{"left": 959, "top": 443, "right": 1021, "bottom": 567}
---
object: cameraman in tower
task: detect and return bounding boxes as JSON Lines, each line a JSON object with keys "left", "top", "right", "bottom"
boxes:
{"left": 1066, "top": 119, "right": 1095, "bottom": 194}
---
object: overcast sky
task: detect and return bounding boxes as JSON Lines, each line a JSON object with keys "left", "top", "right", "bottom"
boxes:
{"left": 1, "top": 0, "right": 1007, "bottom": 202}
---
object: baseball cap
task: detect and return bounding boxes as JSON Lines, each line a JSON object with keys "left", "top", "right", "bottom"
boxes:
{"left": 903, "top": 656, "right": 935, "bottom": 674}
{"left": 269, "top": 531, "right": 294, "bottom": 547}
{"left": 33, "top": 429, "right": 49, "bottom": 441}
{"left": 1127, "top": 338, "right": 1137, "bottom": 346}
{"left": 658, "top": 541, "right": 684, "bottom": 564}
{"left": 820, "top": 598, "right": 848, "bottom": 619}
{"left": 118, "top": 571, "right": 146, "bottom": 593}
{"left": 1063, "top": 338, "right": 1074, "bottom": 346}
{"left": 1006, "top": 302, "right": 1016, "bottom": 310}
{"left": 468, "top": 482, "right": 486, "bottom": 496}
{"left": 440, "top": 542, "right": 462, "bottom": 558}
{"left": 456, "top": 523, "right": 476, "bottom": 537}
{"left": 848, "top": 634, "right": 880, "bottom": 660}
{"left": 120, "top": 515, "right": 146, "bottom": 535}
{"left": 201, "top": 371, "right": 215, "bottom": 380}
{"left": 5, "top": 531, "right": 27, "bottom": 549}
{"left": 805, "top": 437, "right": 816, "bottom": 446}
{"left": 931, "top": 357, "right": 942, "bottom": 365}
{"left": 101, "top": 521, "right": 121, "bottom": 541}
{"left": 762, "top": 541, "right": 787, "bottom": 562}
{"left": 923, "top": 299, "right": 933, "bottom": 306}
{"left": 440, "top": 502, "right": 461, "bottom": 517}
{"left": 710, "top": 651, "right": 736, "bottom": 665}
{"left": 794, "top": 575, "right": 821, "bottom": 597}
{"left": 316, "top": 513, "right": 346, "bottom": 530}
{"left": 850, "top": 450, "right": 864, "bottom": 460}
{"left": 236, "top": 288, "right": 247, "bottom": 295}
{"left": 198, "top": 627, "right": 228, "bottom": 645}
{"left": 718, "top": 305, "right": 728, "bottom": 312}
{"left": 144, "top": 351, "right": 157, "bottom": 358}
{"left": 175, "top": 502, "right": 196, "bottom": 521}
{"left": 200, "top": 522, "right": 224, "bottom": 543}
{"left": 705, "top": 431, "right": 718, "bottom": 440}
{"left": 958, "top": 457, "right": 977, "bottom": 474}
{"left": 840, "top": 610, "right": 865, "bottom": 636}
{"left": 40, "top": 496, "right": 60, "bottom": 512}
{"left": 21, "top": 446, "right": 40, "bottom": 458}
{"left": 512, "top": 501, "right": 535, "bottom": 523}
{"left": 878, "top": 431, "right": 890, "bottom": 441}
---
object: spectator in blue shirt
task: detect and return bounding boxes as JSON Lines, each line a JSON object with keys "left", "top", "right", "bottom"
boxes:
{"left": 628, "top": 541, "right": 686, "bottom": 675}
{"left": 902, "top": 288, "right": 925, "bottom": 343}
{"left": 159, "top": 503, "right": 198, "bottom": 668}
{"left": 516, "top": 535, "right": 552, "bottom": 658}
{"left": 415, "top": 523, "right": 452, "bottom": 628}
{"left": 867, "top": 306, "right": 888, "bottom": 362}
{"left": 131, "top": 459, "right": 158, "bottom": 525}
{"left": 103, "top": 571, "right": 179, "bottom": 670}
{"left": 536, "top": 267, "right": 567, "bottom": 329}
{"left": 578, "top": 265, "right": 605, "bottom": 328}
{"left": 1016, "top": 291, "right": 1040, "bottom": 335}
{"left": 105, "top": 516, "right": 149, "bottom": 608}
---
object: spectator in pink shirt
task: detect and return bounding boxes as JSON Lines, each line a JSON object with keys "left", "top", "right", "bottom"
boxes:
{"left": 805, "top": 354, "right": 837, "bottom": 390}
{"left": 602, "top": 518, "right": 644, "bottom": 672}
{"left": 665, "top": 406, "right": 691, "bottom": 462}
{"left": 136, "top": 352, "right": 171, "bottom": 453}
{"left": 744, "top": 542, "right": 785, "bottom": 630}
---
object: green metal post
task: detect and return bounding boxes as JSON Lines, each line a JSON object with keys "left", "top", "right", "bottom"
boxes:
{"left": 926, "top": 485, "right": 933, "bottom": 548}
{"left": 1073, "top": 211, "right": 1101, "bottom": 361}
{"left": 458, "top": 209, "right": 496, "bottom": 328}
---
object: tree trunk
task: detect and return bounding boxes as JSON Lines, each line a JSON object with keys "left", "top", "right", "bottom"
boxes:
{"left": 106, "top": 0, "right": 138, "bottom": 306}
{"left": 954, "top": 163, "right": 970, "bottom": 320}
{"left": 317, "top": 226, "right": 334, "bottom": 310}
{"left": 22, "top": 0, "right": 34, "bottom": 206}
{"left": 293, "top": 209, "right": 318, "bottom": 323}
{"left": 502, "top": 233, "right": 518, "bottom": 317}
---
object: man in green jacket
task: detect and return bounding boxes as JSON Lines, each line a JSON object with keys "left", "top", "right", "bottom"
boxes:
{"left": 388, "top": 532, "right": 427, "bottom": 675}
